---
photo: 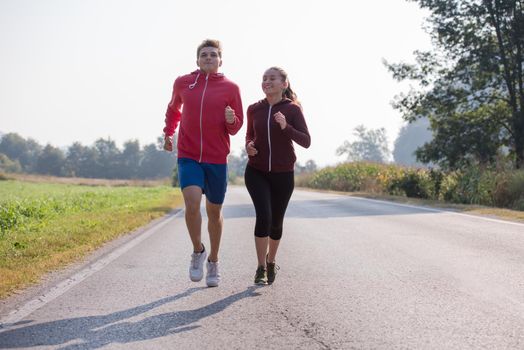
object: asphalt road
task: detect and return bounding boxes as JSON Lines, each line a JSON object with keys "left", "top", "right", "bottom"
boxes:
{"left": 1, "top": 186, "right": 523, "bottom": 349}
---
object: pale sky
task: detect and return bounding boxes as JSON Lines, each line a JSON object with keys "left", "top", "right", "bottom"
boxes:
{"left": 0, "top": 0, "right": 431, "bottom": 167}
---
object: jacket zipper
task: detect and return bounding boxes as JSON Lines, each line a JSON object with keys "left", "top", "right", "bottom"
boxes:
{"left": 267, "top": 105, "right": 272, "bottom": 172}
{"left": 199, "top": 74, "right": 209, "bottom": 162}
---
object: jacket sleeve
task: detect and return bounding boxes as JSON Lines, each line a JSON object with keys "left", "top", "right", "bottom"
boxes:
{"left": 225, "top": 84, "right": 244, "bottom": 135}
{"left": 282, "top": 105, "right": 311, "bottom": 148}
{"left": 245, "top": 105, "right": 254, "bottom": 146}
{"left": 163, "top": 78, "right": 182, "bottom": 137}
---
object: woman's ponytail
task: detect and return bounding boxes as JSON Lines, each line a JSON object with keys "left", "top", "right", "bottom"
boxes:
{"left": 268, "top": 66, "right": 299, "bottom": 104}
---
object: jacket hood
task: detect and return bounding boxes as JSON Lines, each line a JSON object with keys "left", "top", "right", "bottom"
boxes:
{"left": 257, "top": 98, "right": 293, "bottom": 107}
{"left": 188, "top": 70, "right": 225, "bottom": 89}
{"left": 191, "top": 69, "right": 224, "bottom": 79}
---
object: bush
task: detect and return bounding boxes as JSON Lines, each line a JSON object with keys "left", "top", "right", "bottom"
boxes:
{"left": 505, "top": 170, "right": 524, "bottom": 210}
{"left": 0, "top": 154, "right": 22, "bottom": 173}
{"left": 302, "top": 161, "right": 522, "bottom": 211}
{"left": 441, "top": 165, "right": 493, "bottom": 205}
{"left": 388, "top": 169, "right": 434, "bottom": 199}
{"left": 434, "top": 165, "right": 522, "bottom": 209}
{"left": 428, "top": 168, "right": 445, "bottom": 199}
{"left": 440, "top": 171, "right": 459, "bottom": 202}
{"left": 295, "top": 172, "right": 314, "bottom": 188}
{"left": 308, "top": 166, "right": 338, "bottom": 190}
{"left": 514, "top": 198, "right": 524, "bottom": 211}
{"left": 308, "top": 162, "right": 385, "bottom": 192}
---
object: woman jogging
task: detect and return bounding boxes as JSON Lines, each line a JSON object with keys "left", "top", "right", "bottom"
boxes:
{"left": 244, "top": 66, "right": 311, "bottom": 285}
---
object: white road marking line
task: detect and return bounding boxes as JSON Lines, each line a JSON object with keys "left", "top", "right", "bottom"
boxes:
{"left": 348, "top": 195, "right": 524, "bottom": 227}
{"left": 0, "top": 211, "right": 182, "bottom": 329}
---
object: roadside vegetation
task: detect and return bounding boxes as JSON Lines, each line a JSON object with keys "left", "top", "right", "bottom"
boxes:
{"left": 300, "top": 0, "right": 524, "bottom": 222}
{"left": 0, "top": 174, "right": 182, "bottom": 299}
{"left": 296, "top": 162, "right": 524, "bottom": 218}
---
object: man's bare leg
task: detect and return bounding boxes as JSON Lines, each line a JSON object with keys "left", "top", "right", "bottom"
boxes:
{"left": 206, "top": 200, "right": 223, "bottom": 262}
{"left": 182, "top": 186, "right": 204, "bottom": 252}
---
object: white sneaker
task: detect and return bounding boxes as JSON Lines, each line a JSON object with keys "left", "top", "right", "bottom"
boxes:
{"left": 206, "top": 261, "right": 221, "bottom": 287}
{"left": 189, "top": 246, "right": 207, "bottom": 282}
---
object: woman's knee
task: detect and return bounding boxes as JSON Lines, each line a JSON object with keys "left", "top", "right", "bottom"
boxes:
{"left": 254, "top": 231, "right": 269, "bottom": 238}
{"left": 269, "top": 228, "right": 282, "bottom": 240}
{"left": 254, "top": 216, "right": 271, "bottom": 237}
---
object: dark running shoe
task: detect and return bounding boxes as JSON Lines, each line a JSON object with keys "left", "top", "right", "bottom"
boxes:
{"left": 267, "top": 261, "right": 279, "bottom": 285}
{"left": 254, "top": 266, "right": 268, "bottom": 285}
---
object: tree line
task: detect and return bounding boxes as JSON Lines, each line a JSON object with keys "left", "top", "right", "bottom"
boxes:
{"left": 0, "top": 133, "right": 176, "bottom": 179}
{"left": 0, "top": 132, "right": 319, "bottom": 181}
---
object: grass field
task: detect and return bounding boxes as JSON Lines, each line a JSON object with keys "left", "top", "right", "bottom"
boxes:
{"left": 0, "top": 177, "right": 182, "bottom": 299}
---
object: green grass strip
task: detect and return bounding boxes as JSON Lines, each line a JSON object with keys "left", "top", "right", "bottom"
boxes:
{"left": 0, "top": 180, "right": 182, "bottom": 299}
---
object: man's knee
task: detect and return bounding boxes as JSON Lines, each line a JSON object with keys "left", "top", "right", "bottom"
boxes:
{"left": 185, "top": 204, "right": 200, "bottom": 217}
{"left": 183, "top": 186, "right": 202, "bottom": 215}
{"left": 206, "top": 201, "right": 223, "bottom": 221}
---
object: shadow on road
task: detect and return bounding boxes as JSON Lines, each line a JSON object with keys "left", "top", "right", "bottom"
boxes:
{"left": 0, "top": 286, "right": 261, "bottom": 349}
{"left": 221, "top": 197, "right": 435, "bottom": 219}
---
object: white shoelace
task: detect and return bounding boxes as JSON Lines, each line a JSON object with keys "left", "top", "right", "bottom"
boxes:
{"left": 208, "top": 262, "right": 218, "bottom": 276}
{"left": 191, "top": 252, "right": 202, "bottom": 269}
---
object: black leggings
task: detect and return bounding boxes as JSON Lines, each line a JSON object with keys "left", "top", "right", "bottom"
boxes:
{"left": 244, "top": 165, "right": 294, "bottom": 240}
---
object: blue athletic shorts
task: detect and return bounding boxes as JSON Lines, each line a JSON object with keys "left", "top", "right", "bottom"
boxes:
{"left": 177, "top": 158, "right": 228, "bottom": 204}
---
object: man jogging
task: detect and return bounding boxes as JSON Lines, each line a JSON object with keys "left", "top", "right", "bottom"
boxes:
{"left": 163, "top": 39, "right": 243, "bottom": 287}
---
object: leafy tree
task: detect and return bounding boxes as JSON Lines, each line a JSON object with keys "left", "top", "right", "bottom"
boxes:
{"left": 416, "top": 104, "right": 507, "bottom": 168}
{"left": 65, "top": 142, "right": 99, "bottom": 178}
{"left": 0, "top": 153, "right": 22, "bottom": 173}
{"left": 119, "top": 140, "right": 142, "bottom": 179}
{"left": 36, "top": 144, "right": 65, "bottom": 176}
{"left": 336, "top": 125, "right": 390, "bottom": 163}
{"left": 0, "top": 133, "right": 42, "bottom": 172}
{"left": 138, "top": 137, "right": 176, "bottom": 179}
{"left": 386, "top": 0, "right": 524, "bottom": 169}
{"left": 393, "top": 118, "right": 433, "bottom": 166}
{"left": 93, "top": 138, "right": 121, "bottom": 179}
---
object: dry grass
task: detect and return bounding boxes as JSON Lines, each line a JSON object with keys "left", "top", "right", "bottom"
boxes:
{"left": 3, "top": 173, "right": 171, "bottom": 187}
{"left": 464, "top": 207, "right": 524, "bottom": 222}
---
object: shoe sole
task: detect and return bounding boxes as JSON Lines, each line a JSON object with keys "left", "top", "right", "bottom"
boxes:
{"left": 190, "top": 275, "right": 204, "bottom": 282}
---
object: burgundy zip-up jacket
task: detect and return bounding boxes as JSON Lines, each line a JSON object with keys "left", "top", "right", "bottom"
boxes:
{"left": 245, "top": 98, "right": 310, "bottom": 172}
{"left": 163, "top": 70, "right": 243, "bottom": 164}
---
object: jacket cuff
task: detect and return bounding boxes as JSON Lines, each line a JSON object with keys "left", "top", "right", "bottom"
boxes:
{"left": 282, "top": 124, "right": 293, "bottom": 136}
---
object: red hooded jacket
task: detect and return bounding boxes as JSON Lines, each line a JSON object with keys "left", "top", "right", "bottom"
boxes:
{"left": 245, "top": 98, "right": 311, "bottom": 172}
{"left": 164, "top": 70, "right": 243, "bottom": 164}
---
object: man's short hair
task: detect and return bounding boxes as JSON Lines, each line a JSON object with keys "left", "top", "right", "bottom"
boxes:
{"left": 197, "top": 39, "right": 222, "bottom": 58}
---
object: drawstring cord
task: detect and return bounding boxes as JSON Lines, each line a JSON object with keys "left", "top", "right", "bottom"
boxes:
{"left": 189, "top": 73, "right": 200, "bottom": 89}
